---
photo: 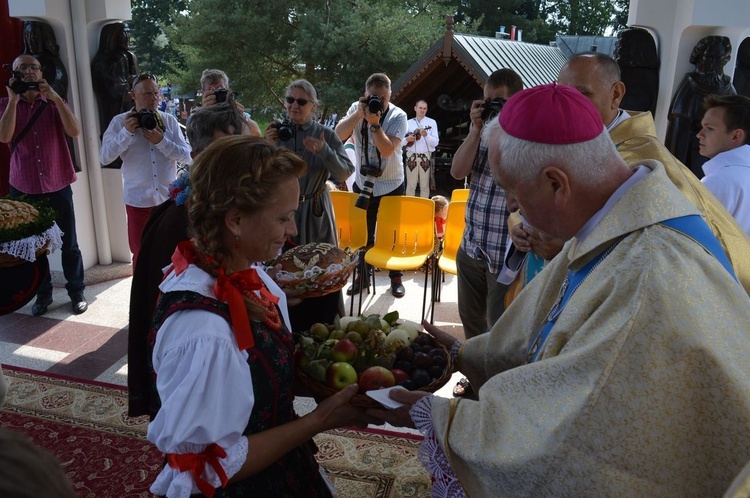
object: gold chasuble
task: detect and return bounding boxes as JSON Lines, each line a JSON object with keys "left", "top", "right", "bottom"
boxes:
{"left": 611, "top": 111, "right": 750, "bottom": 295}
{"left": 432, "top": 163, "right": 750, "bottom": 497}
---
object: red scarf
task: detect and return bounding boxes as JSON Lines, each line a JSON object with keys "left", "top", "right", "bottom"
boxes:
{"left": 170, "top": 240, "right": 281, "bottom": 350}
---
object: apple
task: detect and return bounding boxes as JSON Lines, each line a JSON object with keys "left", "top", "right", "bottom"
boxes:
{"left": 326, "top": 362, "right": 358, "bottom": 390}
{"left": 390, "top": 368, "right": 410, "bottom": 384}
{"left": 310, "top": 322, "right": 330, "bottom": 340}
{"left": 359, "top": 366, "right": 396, "bottom": 391}
{"left": 330, "top": 338, "right": 358, "bottom": 364}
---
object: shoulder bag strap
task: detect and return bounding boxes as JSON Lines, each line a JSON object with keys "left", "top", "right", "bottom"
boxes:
{"left": 10, "top": 100, "right": 48, "bottom": 156}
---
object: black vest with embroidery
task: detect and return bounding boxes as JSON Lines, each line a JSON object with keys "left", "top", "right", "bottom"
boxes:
{"left": 149, "top": 290, "right": 331, "bottom": 497}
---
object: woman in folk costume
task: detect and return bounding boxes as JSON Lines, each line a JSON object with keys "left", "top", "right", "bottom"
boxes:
{"left": 146, "top": 136, "right": 373, "bottom": 497}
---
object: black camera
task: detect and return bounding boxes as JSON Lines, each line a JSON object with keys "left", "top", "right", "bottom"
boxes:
{"left": 135, "top": 109, "right": 158, "bottom": 130}
{"left": 214, "top": 88, "right": 228, "bottom": 103}
{"left": 365, "top": 95, "right": 383, "bottom": 114}
{"left": 355, "top": 163, "right": 383, "bottom": 210}
{"left": 7, "top": 69, "right": 40, "bottom": 94}
{"left": 480, "top": 97, "right": 507, "bottom": 121}
{"left": 272, "top": 119, "right": 295, "bottom": 141}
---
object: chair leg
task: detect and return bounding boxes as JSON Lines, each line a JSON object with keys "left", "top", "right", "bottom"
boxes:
{"left": 421, "top": 258, "right": 430, "bottom": 323}
{"left": 430, "top": 257, "right": 439, "bottom": 323}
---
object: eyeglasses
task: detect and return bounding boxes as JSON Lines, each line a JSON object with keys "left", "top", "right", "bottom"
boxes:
{"left": 132, "top": 73, "right": 157, "bottom": 89}
{"left": 285, "top": 96, "right": 310, "bottom": 106}
{"left": 15, "top": 63, "right": 41, "bottom": 71}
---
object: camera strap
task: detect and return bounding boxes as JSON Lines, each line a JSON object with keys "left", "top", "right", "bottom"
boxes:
{"left": 10, "top": 100, "right": 48, "bottom": 156}
{"left": 360, "top": 106, "right": 391, "bottom": 170}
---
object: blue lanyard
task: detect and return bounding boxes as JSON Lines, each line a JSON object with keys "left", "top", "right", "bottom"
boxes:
{"left": 525, "top": 214, "right": 736, "bottom": 364}
{"left": 526, "top": 237, "right": 623, "bottom": 364}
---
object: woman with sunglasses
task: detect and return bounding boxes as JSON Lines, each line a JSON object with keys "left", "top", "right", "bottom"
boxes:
{"left": 265, "top": 79, "right": 354, "bottom": 332}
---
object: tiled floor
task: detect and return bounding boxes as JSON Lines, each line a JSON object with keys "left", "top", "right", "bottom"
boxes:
{"left": 0, "top": 264, "right": 465, "bottom": 395}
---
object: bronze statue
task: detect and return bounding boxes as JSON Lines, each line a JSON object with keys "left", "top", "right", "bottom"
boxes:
{"left": 733, "top": 38, "right": 750, "bottom": 98}
{"left": 23, "top": 21, "right": 68, "bottom": 99}
{"left": 91, "top": 22, "right": 138, "bottom": 126}
{"left": 615, "top": 27, "right": 660, "bottom": 116}
{"left": 91, "top": 22, "right": 138, "bottom": 168}
{"left": 666, "top": 36, "right": 736, "bottom": 178}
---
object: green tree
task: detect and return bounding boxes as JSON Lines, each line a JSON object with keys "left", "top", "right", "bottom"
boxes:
{"left": 167, "top": 0, "right": 457, "bottom": 119}
{"left": 129, "top": 0, "right": 188, "bottom": 76}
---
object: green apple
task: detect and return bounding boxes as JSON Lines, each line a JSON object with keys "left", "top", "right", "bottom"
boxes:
{"left": 326, "top": 361, "right": 358, "bottom": 390}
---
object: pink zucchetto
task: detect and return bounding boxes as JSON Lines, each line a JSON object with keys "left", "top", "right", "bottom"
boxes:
{"left": 499, "top": 82, "right": 604, "bottom": 144}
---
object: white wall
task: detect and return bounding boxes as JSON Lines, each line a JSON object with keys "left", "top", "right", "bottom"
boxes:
{"left": 629, "top": 0, "right": 750, "bottom": 139}
{"left": 9, "top": 0, "right": 133, "bottom": 270}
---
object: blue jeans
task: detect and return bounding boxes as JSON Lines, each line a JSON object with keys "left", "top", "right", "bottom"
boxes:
{"left": 10, "top": 185, "right": 85, "bottom": 299}
{"left": 456, "top": 246, "right": 508, "bottom": 339}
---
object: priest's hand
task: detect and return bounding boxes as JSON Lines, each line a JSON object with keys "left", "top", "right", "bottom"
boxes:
{"left": 366, "top": 389, "right": 431, "bottom": 428}
{"left": 422, "top": 319, "right": 460, "bottom": 350}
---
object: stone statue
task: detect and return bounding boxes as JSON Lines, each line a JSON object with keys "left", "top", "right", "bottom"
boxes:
{"left": 23, "top": 21, "right": 68, "bottom": 99}
{"left": 666, "top": 36, "right": 736, "bottom": 179}
{"left": 733, "top": 38, "right": 750, "bottom": 98}
{"left": 91, "top": 22, "right": 138, "bottom": 168}
{"left": 615, "top": 27, "right": 660, "bottom": 116}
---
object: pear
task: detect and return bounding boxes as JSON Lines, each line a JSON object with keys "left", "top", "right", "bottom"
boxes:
{"left": 385, "top": 328, "right": 411, "bottom": 349}
{"left": 396, "top": 322, "right": 419, "bottom": 342}
{"left": 310, "top": 322, "right": 330, "bottom": 341}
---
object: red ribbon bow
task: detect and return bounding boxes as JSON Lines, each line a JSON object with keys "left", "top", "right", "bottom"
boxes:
{"left": 167, "top": 443, "right": 229, "bottom": 498}
{"left": 214, "top": 269, "right": 262, "bottom": 351}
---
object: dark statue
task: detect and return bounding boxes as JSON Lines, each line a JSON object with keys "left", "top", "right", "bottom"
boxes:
{"left": 23, "top": 21, "right": 68, "bottom": 99}
{"left": 22, "top": 21, "right": 78, "bottom": 172}
{"left": 733, "top": 38, "right": 750, "bottom": 98}
{"left": 666, "top": 35, "right": 736, "bottom": 179}
{"left": 615, "top": 27, "right": 660, "bottom": 116}
{"left": 91, "top": 22, "right": 138, "bottom": 168}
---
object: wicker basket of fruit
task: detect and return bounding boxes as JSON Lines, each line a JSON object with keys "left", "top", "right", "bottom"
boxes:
{"left": 294, "top": 312, "right": 454, "bottom": 409}
{"left": 266, "top": 242, "right": 358, "bottom": 299}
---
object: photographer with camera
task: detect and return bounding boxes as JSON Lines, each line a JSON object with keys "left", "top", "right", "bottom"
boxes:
{"left": 335, "top": 73, "right": 408, "bottom": 298}
{"left": 0, "top": 54, "right": 87, "bottom": 317}
{"left": 99, "top": 73, "right": 191, "bottom": 269}
{"left": 448, "top": 68, "right": 522, "bottom": 395}
{"left": 199, "top": 69, "right": 261, "bottom": 137}
{"left": 404, "top": 100, "right": 439, "bottom": 198}
{"left": 264, "top": 79, "right": 354, "bottom": 331}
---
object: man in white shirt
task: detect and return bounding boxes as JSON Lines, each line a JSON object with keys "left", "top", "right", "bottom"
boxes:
{"left": 100, "top": 74, "right": 191, "bottom": 268}
{"left": 404, "top": 100, "right": 439, "bottom": 197}
{"left": 336, "top": 72, "right": 408, "bottom": 297}
{"left": 697, "top": 94, "right": 750, "bottom": 235}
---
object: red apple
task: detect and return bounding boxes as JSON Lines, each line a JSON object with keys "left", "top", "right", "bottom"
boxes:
{"left": 359, "top": 366, "right": 396, "bottom": 392}
{"left": 390, "top": 368, "right": 411, "bottom": 384}
{"left": 330, "top": 338, "right": 358, "bottom": 364}
{"left": 326, "top": 362, "right": 358, "bottom": 390}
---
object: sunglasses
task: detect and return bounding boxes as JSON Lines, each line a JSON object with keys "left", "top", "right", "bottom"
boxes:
{"left": 15, "top": 63, "right": 41, "bottom": 71}
{"left": 132, "top": 73, "right": 158, "bottom": 89}
{"left": 285, "top": 96, "right": 310, "bottom": 106}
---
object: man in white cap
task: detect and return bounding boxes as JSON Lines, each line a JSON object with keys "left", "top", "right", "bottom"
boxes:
{"left": 371, "top": 83, "right": 750, "bottom": 497}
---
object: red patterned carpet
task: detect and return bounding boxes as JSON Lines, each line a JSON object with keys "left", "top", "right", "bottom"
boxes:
{"left": 0, "top": 366, "right": 432, "bottom": 497}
